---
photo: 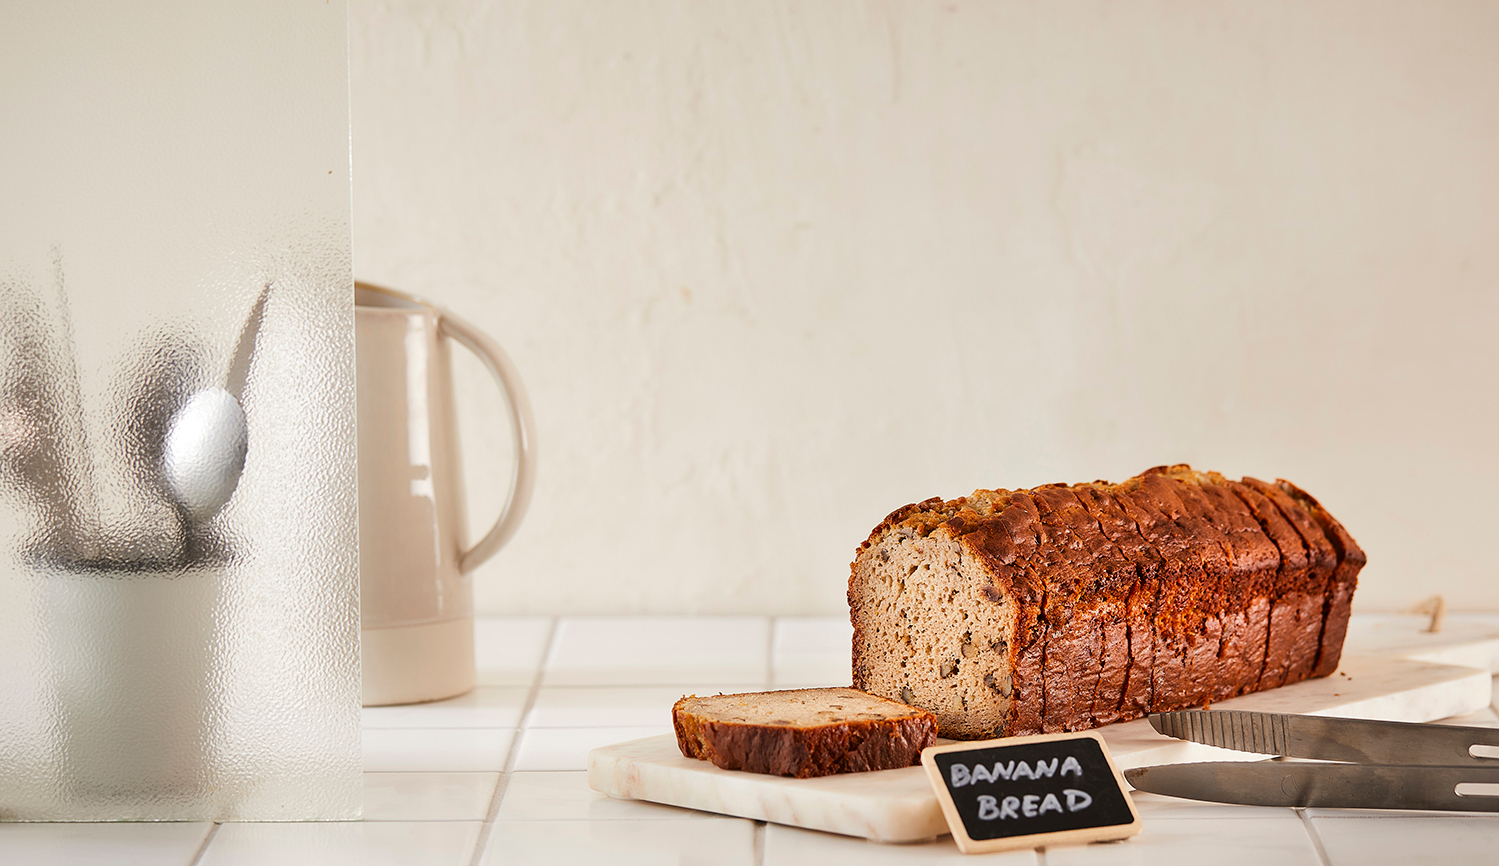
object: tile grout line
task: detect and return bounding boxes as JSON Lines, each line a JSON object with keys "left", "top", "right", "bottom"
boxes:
{"left": 1296, "top": 808, "right": 1333, "bottom": 866}
{"left": 465, "top": 615, "right": 562, "bottom": 866}
{"left": 186, "top": 822, "right": 219, "bottom": 866}
{"left": 758, "top": 616, "right": 774, "bottom": 860}
{"left": 766, "top": 616, "right": 777, "bottom": 690}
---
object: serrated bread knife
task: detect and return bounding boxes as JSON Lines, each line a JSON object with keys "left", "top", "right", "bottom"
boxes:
{"left": 1124, "top": 711, "right": 1499, "bottom": 811}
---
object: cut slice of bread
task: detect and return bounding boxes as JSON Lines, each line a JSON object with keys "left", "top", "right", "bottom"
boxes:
{"left": 672, "top": 687, "right": 937, "bottom": 778}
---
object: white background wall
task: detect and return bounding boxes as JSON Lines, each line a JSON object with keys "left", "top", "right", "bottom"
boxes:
{"left": 348, "top": 1, "right": 1499, "bottom": 616}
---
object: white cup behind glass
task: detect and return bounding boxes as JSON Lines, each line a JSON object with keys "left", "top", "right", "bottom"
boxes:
{"left": 356, "top": 283, "right": 535, "bottom": 706}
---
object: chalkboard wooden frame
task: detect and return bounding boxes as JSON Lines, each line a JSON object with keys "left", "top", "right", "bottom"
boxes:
{"left": 920, "top": 731, "right": 1141, "bottom": 854}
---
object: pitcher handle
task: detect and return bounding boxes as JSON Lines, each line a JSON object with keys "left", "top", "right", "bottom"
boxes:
{"left": 437, "top": 310, "right": 537, "bottom": 574}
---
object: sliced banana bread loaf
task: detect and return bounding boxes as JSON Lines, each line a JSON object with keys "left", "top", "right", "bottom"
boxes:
{"left": 672, "top": 688, "right": 937, "bottom": 778}
{"left": 848, "top": 465, "right": 1363, "bottom": 739}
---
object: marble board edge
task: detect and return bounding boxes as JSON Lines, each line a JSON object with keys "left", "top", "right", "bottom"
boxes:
{"left": 587, "top": 735, "right": 950, "bottom": 843}
{"left": 587, "top": 654, "right": 1488, "bottom": 841}
{"left": 1342, "top": 615, "right": 1499, "bottom": 674}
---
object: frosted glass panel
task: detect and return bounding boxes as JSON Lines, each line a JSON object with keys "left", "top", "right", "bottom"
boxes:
{"left": 0, "top": 1, "right": 359, "bottom": 820}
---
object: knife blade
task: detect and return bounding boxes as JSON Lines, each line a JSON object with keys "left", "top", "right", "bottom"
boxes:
{"left": 1125, "top": 762, "right": 1499, "bottom": 811}
{"left": 1149, "top": 711, "right": 1499, "bottom": 766}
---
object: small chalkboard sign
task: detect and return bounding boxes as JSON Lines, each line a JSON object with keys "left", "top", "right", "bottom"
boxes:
{"left": 921, "top": 731, "right": 1141, "bottom": 854}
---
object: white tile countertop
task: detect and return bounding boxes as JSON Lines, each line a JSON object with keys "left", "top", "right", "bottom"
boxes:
{"left": 5, "top": 614, "right": 1499, "bottom": 865}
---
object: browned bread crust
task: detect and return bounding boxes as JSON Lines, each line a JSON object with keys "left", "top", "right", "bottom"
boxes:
{"left": 849, "top": 465, "right": 1363, "bottom": 739}
{"left": 1238, "top": 477, "right": 1337, "bottom": 690}
{"left": 672, "top": 688, "right": 937, "bottom": 778}
{"left": 1273, "top": 479, "right": 1366, "bottom": 677}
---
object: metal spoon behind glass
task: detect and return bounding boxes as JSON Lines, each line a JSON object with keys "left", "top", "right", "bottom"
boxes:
{"left": 161, "top": 288, "right": 267, "bottom": 528}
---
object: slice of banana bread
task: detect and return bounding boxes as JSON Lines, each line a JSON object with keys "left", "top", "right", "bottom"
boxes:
{"left": 1273, "top": 479, "right": 1366, "bottom": 678}
{"left": 672, "top": 688, "right": 937, "bottom": 778}
{"left": 1240, "top": 476, "right": 1339, "bottom": 688}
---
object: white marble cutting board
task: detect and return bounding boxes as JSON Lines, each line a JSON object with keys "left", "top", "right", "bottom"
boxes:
{"left": 1342, "top": 613, "right": 1499, "bottom": 673}
{"left": 587, "top": 653, "right": 1492, "bottom": 842}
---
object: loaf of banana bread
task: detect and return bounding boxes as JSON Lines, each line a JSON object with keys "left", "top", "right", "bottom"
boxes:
{"left": 848, "top": 466, "right": 1364, "bottom": 739}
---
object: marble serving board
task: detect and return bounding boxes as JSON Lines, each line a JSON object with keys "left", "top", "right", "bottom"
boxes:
{"left": 1343, "top": 613, "right": 1499, "bottom": 673}
{"left": 587, "top": 653, "right": 1492, "bottom": 843}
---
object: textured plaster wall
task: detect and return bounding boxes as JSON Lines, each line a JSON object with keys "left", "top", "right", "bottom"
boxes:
{"left": 348, "top": 1, "right": 1499, "bottom": 615}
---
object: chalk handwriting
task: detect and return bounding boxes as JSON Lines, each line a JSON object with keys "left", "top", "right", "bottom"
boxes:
{"left": 949, "top": 755, "right": 1085, "bottom": 788}
{"left": 974, "top": 789, "right": 1093, "bottom": 821}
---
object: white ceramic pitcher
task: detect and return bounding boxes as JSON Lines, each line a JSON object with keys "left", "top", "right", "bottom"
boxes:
{"left": 356, "top": 283, "right": 535, "bottom": 706}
